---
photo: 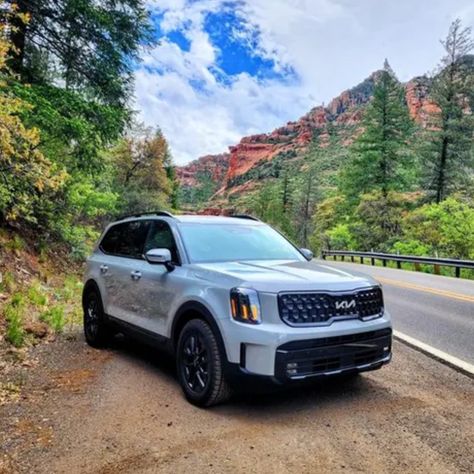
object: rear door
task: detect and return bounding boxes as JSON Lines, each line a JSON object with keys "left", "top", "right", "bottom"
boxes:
{"left": 98, "top": 219, "right": 151, "bottom": 324}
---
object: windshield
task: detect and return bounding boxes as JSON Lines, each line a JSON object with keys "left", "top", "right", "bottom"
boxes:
{"left": 178, "top": 223, "right": 305, "bottom": 263}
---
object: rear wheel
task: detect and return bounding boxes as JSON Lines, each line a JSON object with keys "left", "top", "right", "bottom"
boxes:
{"left": 176, "top": 319, "right": 232, "bottom": 407}
{"left": 83, "top": 287, "right": 111, "bottom": 348}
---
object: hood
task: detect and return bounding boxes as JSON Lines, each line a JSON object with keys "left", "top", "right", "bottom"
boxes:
{"left": 190, "top": 259, "right": 378, "bottom": 293}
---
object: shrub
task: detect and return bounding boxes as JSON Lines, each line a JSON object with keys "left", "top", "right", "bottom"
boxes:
{"left": 401, "top": 198, "right": 474, "bottom": 259}
{"left": 391, "top": 240, "right": 430, "bottom": 256}
{"left": 325, "top": 224, "right": 357, "bottom": 251}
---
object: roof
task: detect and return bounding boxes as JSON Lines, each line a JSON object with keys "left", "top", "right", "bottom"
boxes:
{"left": 114, "top": 214, "right": 262, "bottom": 226}
{"left": 174, "top": 215, "right": 262, "bottom": 225}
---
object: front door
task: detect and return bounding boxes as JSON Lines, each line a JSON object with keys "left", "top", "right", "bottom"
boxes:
{"left": 137, "top": 220, "right": 182, "bottom": 336}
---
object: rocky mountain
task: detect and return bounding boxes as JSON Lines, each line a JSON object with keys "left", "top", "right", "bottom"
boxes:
{"left": 176, "top": 153, "right": 229, "bottom": 188}
{"left": 177, "top": 70, "right": 437, "bottom": 204}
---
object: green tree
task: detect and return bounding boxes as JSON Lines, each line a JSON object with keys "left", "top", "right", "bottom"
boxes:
{"left": 110, "top": 125, "right": 177, "bottom": 215}
{"left": 309, "top": 195, "right": 347, "bottom": 253}
{"left": 342, "top": 61, "right": 414, "bottom": 201}
{"left": 291, "top": 139, "right": 323, "bottom": 247}
{"left": 422, "top": 19, "right": 474, "bottom": 203}
{"left": 397, "top": 198, "right": 474, "bottom": 259}
{"left": 350, "top": 191, "right": 409, "bottom": 252}
{"left": 0, "top": 24, "right": 66, "bottom": 225}
{"left": 3, "top": 0, "right": 151, "bottom": 107}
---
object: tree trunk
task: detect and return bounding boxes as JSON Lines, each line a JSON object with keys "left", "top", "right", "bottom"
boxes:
{"left": 436, "top": 137, "right": 448, "bottom": 203}
{"left": 8, "top": 0, "right": 29, "bottom": 75}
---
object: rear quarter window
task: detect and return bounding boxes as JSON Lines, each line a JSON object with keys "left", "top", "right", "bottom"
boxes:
{"left": 100, "top": 220, "right": 151, "bottom": 258}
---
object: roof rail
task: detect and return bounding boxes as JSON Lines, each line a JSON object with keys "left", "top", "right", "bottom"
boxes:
{"left": 230, "top": 214, "right": 260, "bottom": 222}
{"left": 117, "top": 210, "right": 175, "bottom": 221}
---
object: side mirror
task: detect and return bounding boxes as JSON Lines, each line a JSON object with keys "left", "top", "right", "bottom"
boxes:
{"left": 300, "top": 248, "right": 314, "bottom": 261}
{"left": 145, "top": 248, "right": 174, "bottom": 271}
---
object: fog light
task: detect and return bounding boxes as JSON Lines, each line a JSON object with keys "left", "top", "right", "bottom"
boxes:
{"left": 287, "top": 362, "right": 298, "bottom": 375}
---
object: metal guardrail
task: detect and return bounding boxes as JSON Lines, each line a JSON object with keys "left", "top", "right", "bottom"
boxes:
{"left": 321, "top": 250, "right": 474, "bottom": 278}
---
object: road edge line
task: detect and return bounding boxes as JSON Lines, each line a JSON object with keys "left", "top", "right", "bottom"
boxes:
{"left": 393, "top": 330, "right": 474, "bottom": 379}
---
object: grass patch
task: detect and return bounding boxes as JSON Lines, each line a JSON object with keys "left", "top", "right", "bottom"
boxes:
{"left": 40, "top": 305, "right": 66, "bottom": 333}
{"left": 27, "top": 280, "right": 48, "bottom": 307}
{"left": 0, "top": 271, "right": 16, "bottom": 293}
{"left": 4, "top": 293, "right": 26, "bottom": 347}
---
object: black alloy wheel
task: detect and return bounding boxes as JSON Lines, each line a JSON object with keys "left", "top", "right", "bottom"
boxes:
{"left": 181, "top": 332, "right": 209, "bottom": 393}
{"left": 83, "top": 287, "right": 110, "bottom": 348}
{"left": 176, "top": 319, "right": 232, "bottom": 407}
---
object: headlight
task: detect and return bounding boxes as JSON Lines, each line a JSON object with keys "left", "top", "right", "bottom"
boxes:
{"left": 230, "top": 288, "right": 261, "bottom": 324}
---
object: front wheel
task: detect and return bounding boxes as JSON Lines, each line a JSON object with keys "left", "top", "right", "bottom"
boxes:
{"left": 176, "top": 319, "right": 232, "bottom": 407}
{"left": 83, "top": 287, "right": 111, "bottom": 348}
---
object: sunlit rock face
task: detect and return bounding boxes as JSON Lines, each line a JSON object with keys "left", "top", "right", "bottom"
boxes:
{"left": 176, "top": 153, "right": 230, "bottom": 188}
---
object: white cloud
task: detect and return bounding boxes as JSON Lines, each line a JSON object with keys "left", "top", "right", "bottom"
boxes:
{"left": 136, "top": 0, "right": 474, "bottom": 164}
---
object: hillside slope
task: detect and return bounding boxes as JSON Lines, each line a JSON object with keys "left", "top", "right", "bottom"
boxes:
{"left": 177, "top": 71, "right": 436, "bottom": 205}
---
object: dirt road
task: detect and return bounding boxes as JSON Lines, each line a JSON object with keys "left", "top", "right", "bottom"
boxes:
{"left": 1, "top": 333, "right": 473, "bottom": 473}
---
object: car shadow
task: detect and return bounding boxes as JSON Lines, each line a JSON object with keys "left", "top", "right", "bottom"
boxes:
{"left": 104, "top": 332, "right": 391, "bottom": 417}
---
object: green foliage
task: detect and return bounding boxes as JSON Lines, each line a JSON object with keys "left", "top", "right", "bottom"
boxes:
{"left": 421, "top": 20, "right": 474, "bottom": 202}
{"left": 109, "top": 126, "right": 176, "bottom": 216}
{"left": 40, "top": 305, "right": 66, "bottom": 333}
{"left": 12, "top": 82, "right": 128, "bottom": 172}
{"left": 27, "top": 280, "right": 48, "bottom": 307}
{"left": 0, "top": 14, "right": 178, "bottom": 257}
{"left": 342, "top": 62, "right": 415, "bottom": 203}
{"left": 0, "top": 34, "right": 67, "bottom": 224}
{"left": 7, "top": 0, "right": 152, "bottom": 108}
{"left": 0, "top": 271, "right": 15, "bottom": 293}
{"left": 243, "top": 181, "right": 295, "bottom": 240}
{"left": 3, "top": 235, "right": 25, "bottom": 252}
{"left": 309, "top": 196, "right": 347, "bottom": 253}
{"left": 391, "top": 240, "right": 430, "bottom": 256}
{"left": 399, "top": 198, "right": 474, "bottom": 259}
{"left": 180, "top": 170, "right": 218, "bottom": 206}
{"left": 350, "top": 191, "right": 410, "bottom": 251}
{"left": 325, "top": 224, "right": 356, "bottom": 251}
{"left": 5, "top": 293, "right": 26, "bottom": 347}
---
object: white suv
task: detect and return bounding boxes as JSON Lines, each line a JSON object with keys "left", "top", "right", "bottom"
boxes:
{"left": 82, "top": 212, "right": 392, "bottom": 406}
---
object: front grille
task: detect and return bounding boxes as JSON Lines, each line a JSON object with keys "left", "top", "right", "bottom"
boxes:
{"left": 278, "top": 286, "right": 383, "bottom": 326}
{"left": 275, "top": 329, "right": 392, "bottom": 380}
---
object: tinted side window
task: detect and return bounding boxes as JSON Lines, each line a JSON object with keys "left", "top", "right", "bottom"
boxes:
{"left": 100, "top": 220, "right": 151, "bottom": 259}
{"left": 144, "top": 221, "right": 180, "bottom": 263}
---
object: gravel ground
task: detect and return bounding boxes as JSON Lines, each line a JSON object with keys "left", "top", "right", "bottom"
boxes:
{"left": 1, "top": 333, "right": 473, "bottom": 474}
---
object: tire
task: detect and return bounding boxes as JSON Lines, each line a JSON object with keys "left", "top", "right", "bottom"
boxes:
{"left": 176, "top": 319, "right": 232, "bottom": 407}
{"left": 83, "top": 287, "right": 111, "bottom": 348}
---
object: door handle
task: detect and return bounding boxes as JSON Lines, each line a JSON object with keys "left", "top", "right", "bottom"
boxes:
{"left": 130, "top": 270, "right": 142, "bottom": 280}
{"left": 100, "top": 264, "right": 108, "bottom": 274}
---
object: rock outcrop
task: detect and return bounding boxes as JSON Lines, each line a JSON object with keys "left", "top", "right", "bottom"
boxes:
{"left": 176, "top": 153, "right": 229, "bottom": 188}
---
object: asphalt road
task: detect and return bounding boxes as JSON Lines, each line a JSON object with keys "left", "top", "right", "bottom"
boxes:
{"left": 323, "top": 260, "right": 474, "bottom": 364}
{"left": 1, "top": 336, "right": 473, "bottom": 473}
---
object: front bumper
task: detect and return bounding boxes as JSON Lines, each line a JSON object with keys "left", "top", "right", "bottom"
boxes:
{"left": 219, "top": 309, "right": 392, "bottom": 378}
{"left": 274, "top": 328, "right": 392, "bottom": 382}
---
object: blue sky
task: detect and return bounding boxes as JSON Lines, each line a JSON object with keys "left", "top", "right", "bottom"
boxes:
{"left": 137, "top": 0, "right": 474, "bottom": 164}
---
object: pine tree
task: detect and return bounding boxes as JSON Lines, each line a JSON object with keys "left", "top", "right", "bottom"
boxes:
{"left": 291, "top": 139, "right": 322, "bottom": 247}
{"left": 343, "top": 60, "right": 414, "bottom": 201}
{"left": 422, "top": 19, "right": 474, "bottom": 203}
